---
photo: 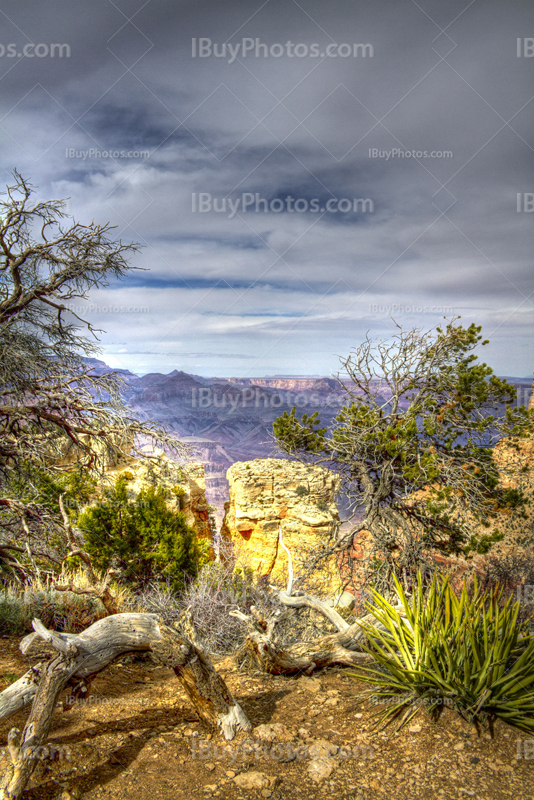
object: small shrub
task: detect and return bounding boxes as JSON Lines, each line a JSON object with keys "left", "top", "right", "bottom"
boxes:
{"left": 136, "top": 581, "right": 182, "bottom": 625}
{"left": 477, "top": 548, "right": 534, "bottom": 595}
{"left": 351, "top": 571, "right": 534, "bottom": 732}
{"left": 0, "top": 569, "right": 136, "bottom": 635}
{"left": 472, "top": 548, "right": 534, "bottom": 628}
{"left": 78, "top": 474, "right": 206, "bottom": 590}
{"left": 177, "top": 560, "right": 273, "bottom": 654}
{"left": 295, "top": 485, "right": 309, "bottom": 497}
{"left": 0, "top": 587, "right": 106, "bottom": 635}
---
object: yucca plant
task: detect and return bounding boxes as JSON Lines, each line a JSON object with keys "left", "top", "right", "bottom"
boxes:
{"left": 351, "top": 570, "right": 534, "bottom": 732}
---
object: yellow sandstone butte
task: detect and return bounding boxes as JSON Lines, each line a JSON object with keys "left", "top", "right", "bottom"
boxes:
{"left": 221, "top": 458, "right": 342, "bottom": 595}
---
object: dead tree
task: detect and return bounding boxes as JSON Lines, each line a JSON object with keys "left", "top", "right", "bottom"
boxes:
{"left": 0, "top": 612, "right": 251, "bottom": 800}
{"left": 0, "top": 172, "right": 192, "bottom": 581}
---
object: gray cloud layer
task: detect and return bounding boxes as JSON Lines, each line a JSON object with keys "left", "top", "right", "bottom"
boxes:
{"left": 1, "top": 0, "right": 532, "bottom": 376}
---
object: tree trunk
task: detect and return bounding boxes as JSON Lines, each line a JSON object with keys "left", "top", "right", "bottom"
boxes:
{"left": 232, "top": 609, "right": 370, "bottom": 674}
{"left": 0, "top": 613, "right": 250, "bottom": 800}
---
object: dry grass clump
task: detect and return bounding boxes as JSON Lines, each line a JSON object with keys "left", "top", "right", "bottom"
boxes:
{"left": 0, "top": 567, "right": 135, "bottom": 635}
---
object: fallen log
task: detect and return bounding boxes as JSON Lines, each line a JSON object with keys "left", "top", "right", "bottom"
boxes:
{"left": 0, "top": 612, "right": 251, "bottom": 800}
{"left": 230, "top": 604, "right": 382, "bottom": 674}
{"left": 231, "top": 527, "right": 406, "bottom": 675}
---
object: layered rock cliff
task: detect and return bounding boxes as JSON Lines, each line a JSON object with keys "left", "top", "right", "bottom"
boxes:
{"left": 221, "top": 458, "right": 342, "bottom": 594}
{"left": 229, "top": 377, "right": 340, "bottom": 392}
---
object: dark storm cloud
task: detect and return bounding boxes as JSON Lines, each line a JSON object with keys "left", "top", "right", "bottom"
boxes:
{"left": 0, "top": 0, "right": 532, "bottom": 376}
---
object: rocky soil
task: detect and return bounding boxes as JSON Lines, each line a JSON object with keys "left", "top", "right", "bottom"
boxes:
{"left": 1, "top": 637, "right": 534, "bottom": 800}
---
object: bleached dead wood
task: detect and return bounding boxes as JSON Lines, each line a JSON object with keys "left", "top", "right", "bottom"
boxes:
{"left": 230, "top": 606, "right": 379, "bottom": 674}
{"left": 0, "top": 613, "right": 250, "bottom": 800}
{"left": 233, "top": 530, "right": 406, "bottom": 675}
{"left": 278, "top": 590, "right": 349, "bottom": 631}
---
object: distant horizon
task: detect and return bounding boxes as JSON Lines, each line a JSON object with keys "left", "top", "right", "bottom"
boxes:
{"left": 91, "top": 358, "right": 534, "bottom": 383}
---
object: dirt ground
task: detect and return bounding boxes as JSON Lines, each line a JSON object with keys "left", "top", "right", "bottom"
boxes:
{"left": 1, "top": 635, "right": 534, "bottom": 800}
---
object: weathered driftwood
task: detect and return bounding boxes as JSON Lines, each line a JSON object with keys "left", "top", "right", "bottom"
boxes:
{"left": 230, "top": 603, "right": 379, "bottom": 674}
{"left": 0, "top": 613, "right": 250, "bottom": 800}
{"left": 231, "top": 526, "right": 405, "bottom": 675}
{"left": 0, "top": 613, "right": 159, "bottom": 722}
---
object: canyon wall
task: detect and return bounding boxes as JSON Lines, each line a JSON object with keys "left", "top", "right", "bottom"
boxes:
{"left": 229, "top": 377, "right": 340, "bottom": 392}
{"left": 221, "top": 458, "right": 342, "bottom": 595}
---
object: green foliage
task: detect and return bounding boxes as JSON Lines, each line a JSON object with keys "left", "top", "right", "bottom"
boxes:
{"left": 463, "top": 528, "right": 505, "bottom": 557}
{"left": 273, "top": 320, "right": 534, "bottom": 561}
{"left": 273, "top": 408, "right": 327, "bottom": 454}
{"left": 351, "top": 572, "right": 534, "bottom": 732}
{"left": 78, "top": 474, "right": 205, "bottom": 590}
{"left": 295, "top": 484, "right": 309, "bottom": 497}
{"left": 5, "top": 463, "right": 97, "bottom": 520}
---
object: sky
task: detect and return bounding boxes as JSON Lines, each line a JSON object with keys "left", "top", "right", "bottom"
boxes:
{"left": 0, "top": 0, "right": 532, "bottom": 378}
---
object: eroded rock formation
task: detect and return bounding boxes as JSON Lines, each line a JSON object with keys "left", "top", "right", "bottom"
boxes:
{"left": 221, "top": 458, "right": 342, "bottom": 594}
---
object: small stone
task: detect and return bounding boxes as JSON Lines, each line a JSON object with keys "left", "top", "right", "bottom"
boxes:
{"left": 225, "top": 770, "right": 236, "bottom": 778}
{"left": 205, "top": 763, "right": 216, "bottom": 772}
{"left": 203, "top": 784, "right": 217, "bottom": 793}
{"left": 308, "top": 739, "right": 338, "bottom": 759}
{"left": 299, "top": 676, "right": 322, "bottom": 692}
{"left": 307, "top": 758, "right": 335, "bottom": 783}
{"left": 354, "top": 713, "right": 363, "bottom": 719}
{"left": 408, "top": 724, "right": 422, "bottom": 733}
{"left": 254, "top": 723, "right": 289, "bottom": 742}
{"left": 454, "top": 742, "right": 464, "bottom": 751}
{"left": 261, "top": 791, "right": 272, "bottom": 798}
{"left": 234, "top": 771, "right": 270, "bottom": 790}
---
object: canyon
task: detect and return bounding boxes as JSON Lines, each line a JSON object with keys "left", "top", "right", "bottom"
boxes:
{"left": 86, "top": 359, "right": 533, "bottom": 525}
{"left": 116, "top": 365, "right": 351, "bottom": 522}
